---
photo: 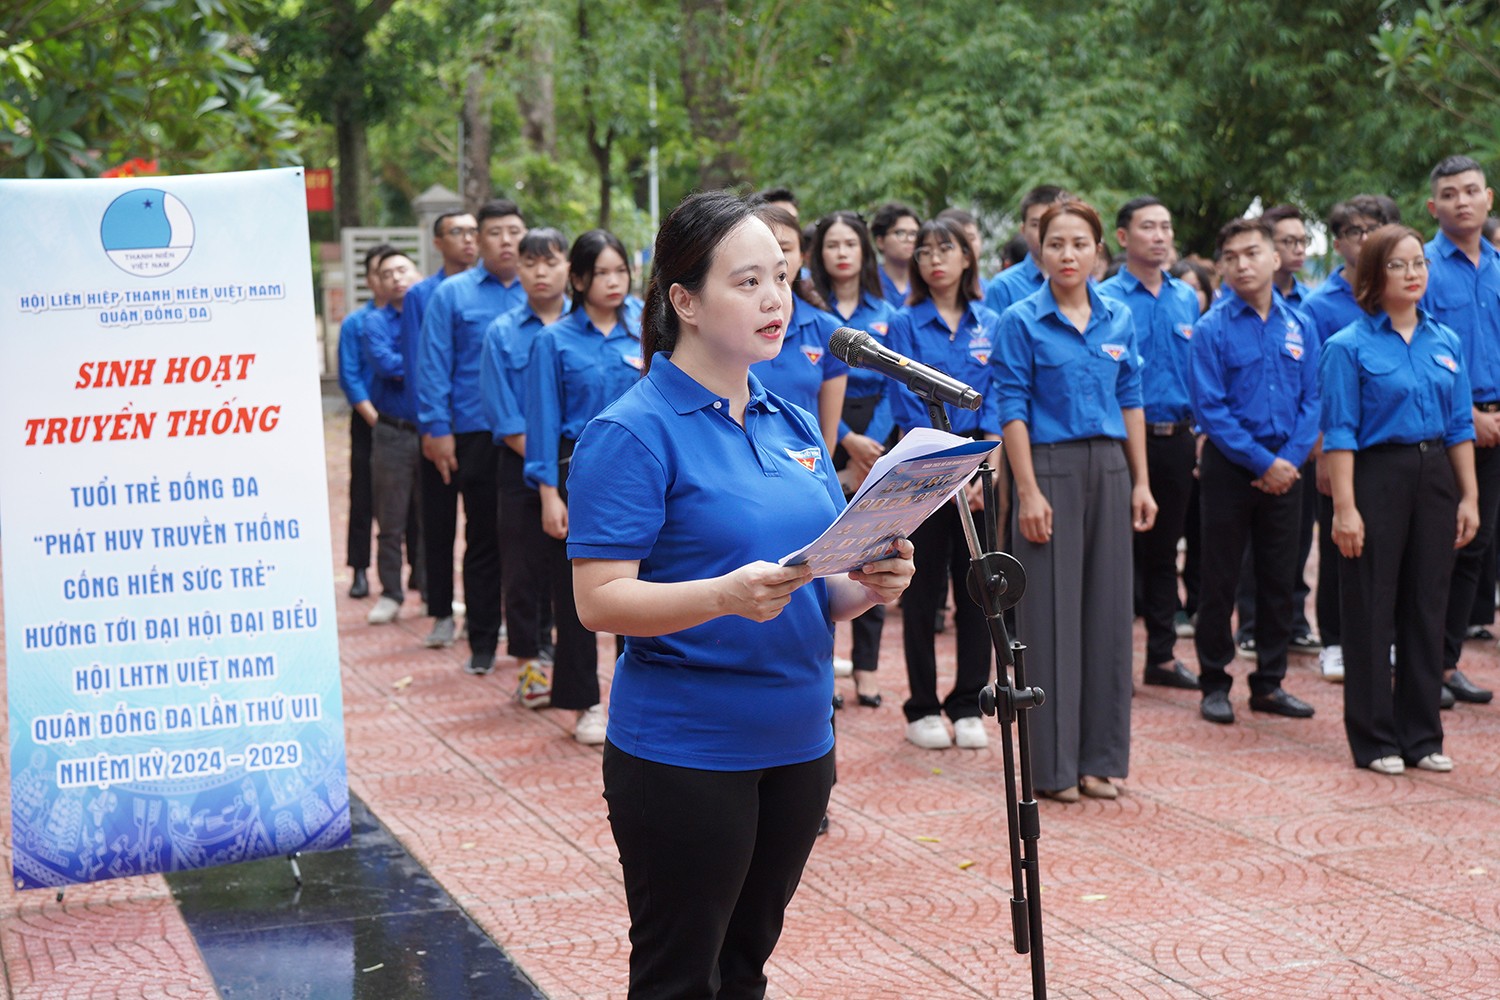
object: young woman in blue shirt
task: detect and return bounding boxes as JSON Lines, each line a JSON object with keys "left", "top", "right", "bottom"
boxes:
{"left": 885, "top": 217, "right": 1003, "bottom": 751}
{"left": 991, "top": 200, "right": 1157, "bottom": 802}
{"left": 1320, "top": 224, "right": 1478, "bottom": 774}
{"left": 565, "top": 191, "right": 915, "bottom": 999}
{"left": 809, "top": 210, "right": 896, "bottom": 706}
{"left": 524, "top": 229, "right": 642, "bottom": 744}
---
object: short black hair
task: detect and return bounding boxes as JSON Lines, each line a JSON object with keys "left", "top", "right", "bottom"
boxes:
{"left": 1260, "top": 203, "right": 1303, "bottom": 227}
{"left": 433, "top": 211, "right": 471, "bottom": 238}
{"left": 1327, "top": 195, "right": 1390, "bottom": 236}
{"left": 1215, "top": 217, "right": 1274, "bottom": 257}
{"left": 936, "top": 207, "right": 977, "bottom": 229}
{"left": 363, "top": 242, "right": 397, "bottom": 274}
{"left": 1020, "top": 185, "right": 1069, "bottom": 218}
{"left": 1372, "top": 194, "right": 1401, "bottom": 224}
{"left": 870, "top": 201, "right": 920, "bottom": 239}
{"left": 519, "top": 228, "right": 569, "bottom": 258}
{"left": 1431, "top": 155, "right": 1486, "bottom": 186}
{"left": 1116, "top": 196, "right": 1166, "bottom": 232}
{"left": 1485, "top": 217, "right": 1500, "bottom": 243}
{"left": 755, "top": 186, "right": 797, "bottom": 206}
{"left": 476, "top": 198, "right": 525, "bottom": 225}
{"left": 1001, "top": 234, "right": 1028, "bottom": 269}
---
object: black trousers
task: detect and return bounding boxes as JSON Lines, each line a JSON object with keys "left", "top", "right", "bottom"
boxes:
{"left": 1136, "top": 431, "right": 1196, "bottom": 666}
{"left": 1467, "top": 534, "right": 1497, "bottom": 625}
{"left": 1195, "top": 443, "right": 1302, "bottom": 695}
{"left": 498, "top": 449, "right": 552, "bottom": 660}
{"left": 347, "top": 415, "right": 373, "bottom": 569}
{"left": 603, "top": 741, "right": 834, "bottom": 1000}
{"left": 1182, "top": 476, "right": 1201, "bottom": 616}
{"left": 545, "top": 534, "right": 601, "bottom": 710}
{"left": 1234, "top": 457, "right": 1317, "bottom": 640}
{"left": 1444, "top": 443, "right": 1500, "bottom": 671}
{"left": 1316, "top": 493, "right": 1341, "bottom": 647}
{"left": 1339, "top": 442, "right": 1455, "bottom": 766}
{"left": 835, "top": 394, "right": 888, "bottom": 674}
{"left": 901, "top": 502, "right": 992, "bottom": 723}
{"left": 420, "top": 431, "right": 502, "bottom": 653}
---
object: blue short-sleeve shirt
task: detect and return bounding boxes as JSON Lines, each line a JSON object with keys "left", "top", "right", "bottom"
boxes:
{"left": 884, "top": 298, "right": 1004, "bottom": 437}
{"left": 1421, "top": 231, "right": 1500, "bottom": 404}
{"left": 750, "top": 294, "right": 849, "bottom": 416}
{"left": 566, "top": 355, "right": 844, "bottom": 770}
{"left": 1096, "top": 268, "right": 1197, "bottom": 424}
{"left": 1302, "top": 267, "right": 1364, "bottom": 348}
{"left": 991, "top": 283, "right": 1144, "bottom": 443}
{"left": 479, "top": 302, "right": 551, "bottom": 443}
{"left": 830, "top": 292, "right": 897, "bottom": 443}
{"left": 1319, "top": 311, "right": 1475, "bottom": 451}
{"left": 983, "top": 255, "right": 1045, "bottom": 318}
{"left": 879, "top": 264, "right": 911, "bottom": 308}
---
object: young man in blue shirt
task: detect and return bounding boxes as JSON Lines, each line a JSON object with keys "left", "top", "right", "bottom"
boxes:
{"left": 1424, "top": 155, "right": 1500, "bottom": 706}
{"left": 417, "top": 200, "right": 528, "bottom": 676}
{"left": 1190, "top": 218, "right": 1321, "bottom": 725}
{"left": 983, "top": 185, "right": 1069, "bottom": 318}
{"left": 362, "top": 250, "right": 424, "bottom": 625}
{"left": 336, "top": 244, "right": 393, "bottom": 600}
{"left": 1098, "top": 197, "right": 1201, "bottom": 691}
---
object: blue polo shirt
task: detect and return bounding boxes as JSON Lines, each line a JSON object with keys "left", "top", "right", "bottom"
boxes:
{"left": 360, "top": 305, "right": 412, "bottom": 420}
{"left": 1421, "top": 230, "right": 1500, "bottom": 404}
{"left": 879, "top": 264, "right": 911, "bottom": 307}
{"left": 479, "top": 302, "right": 552, "bottom": 444}
{"left": 1302, "top": 267, "right": 1364, "bottom": 348}
{"left": 1320, "top": 311, "right": 1474, "bottom": 451}
{"left": 991, "top": 283, "right": 1143, "bottom": 443}
{"left": 1097, "top": 267, "right": 1197, "bottom": 424}
{"left": 884, "top": 298, "right": 1003, "bottom": 437}
{"left": 416, "top": 265, "right": 525, "bottom": 437}
{"left": 1280, "top": 276, "right": 1311, "bottom": 307}
{"left": 1190, "top": 288, "right": 1321, "bottom": 476}
{"left": 524, "top": 307, "right": 643, "bottom": 489}
{"left": 983, "top": 255, "right": 1045, "bottom": 318}
{"left": 831, "top": 292, "right": 896, "bottom": 444}
{"left": 396, "top": 270, "right": 450, "bottom": 426}
{"left": 751, "top": 294, "right": 848, "bottom": 417}
{"left": 566, "top": 356, "right": 842, "bottom": 770}
{"left": 336, "top": 303, "right": 374, "bottom": 408}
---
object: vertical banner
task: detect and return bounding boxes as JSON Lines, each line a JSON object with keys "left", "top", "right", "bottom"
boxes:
{"left": 1, "top": 168, "right": 350, "bottom": 890}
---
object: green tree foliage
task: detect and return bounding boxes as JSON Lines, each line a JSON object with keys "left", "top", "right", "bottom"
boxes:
{"left": 0, "top": 0, "right": 297, "bottom": 179}
{"left": 1373, "top": 0, "right": 1500, "bottom": 162}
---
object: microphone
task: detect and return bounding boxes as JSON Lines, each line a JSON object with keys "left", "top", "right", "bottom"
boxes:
{"left": 829, "top": 326, "right": 983, "bottom": 411}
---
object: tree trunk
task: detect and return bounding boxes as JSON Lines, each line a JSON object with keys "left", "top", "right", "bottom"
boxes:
{"left": 517, "top": 39, "right": 557, "bottom": 157}
{"left": 334, "top": 99, "right": 366, "bottom": 228}
{"left": 461, "top": 65, "right": 493, "bottom": 210}
{"left": 678, "top": 0, "right": 746, "bottom": 190}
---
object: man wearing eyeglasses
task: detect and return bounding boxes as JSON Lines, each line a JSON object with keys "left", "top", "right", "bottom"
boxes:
{"left": 1263, "top": 205, "right": 1311, "bottom": 306}
{"left": 1424, "top": 155, "right": 1500, "bottom": 707}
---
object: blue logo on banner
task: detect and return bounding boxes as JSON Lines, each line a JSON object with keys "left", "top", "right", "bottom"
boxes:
{"left": 100, "top": 188, "right": 196, "bottom": 277}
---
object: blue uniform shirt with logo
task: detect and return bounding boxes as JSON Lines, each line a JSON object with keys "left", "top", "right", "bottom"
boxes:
{"left": 983, "top": 255, "right": 1045, "bottom": 318}
{"left": 336, "top": 303, "right": 374, "bottom": 408}
{"left": 1190, "top": 288, "right": 1321, "bottom": 476}
{"left": 1421, "top": 230, "right": 1500, "bottom": 404}
{"left": 1319, "top": 311, "right": 1475, "bottom": 451}
{"left": 750, "top": 294, "right": 848, "bottom": 418}
{"left": 991, "top": 283, "right": 1144, "bottom": 443}
{"left": 830, "top": 292, "right": 896, "bottom": 444}
{"left": 884, "top": 298, "right": 1003, "bottom": 437}
{"left": 416, "top": 265, "right": 525, "bottom": 437}
{"left": 565, "top": 356, "right": 842, "bottom": 770}
{"left": 879, "top": 263, "right": 911, "bottom": 308}
{"left": 1097, "top": 267, "right": 1197, "bottom": 424}
{"left": 360, "top": 305, "right": 412, "bottom": 420}
{"left": 479, "top": 301, "right": 551, "bottom": 444}
{"left": 524, "top": 307, "right": 643, "bottom": 488}
{"left": 1302, "top": 267, "right": 1364, "bottom": 348}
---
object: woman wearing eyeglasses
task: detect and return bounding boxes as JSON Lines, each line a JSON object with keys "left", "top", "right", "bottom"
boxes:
{"left": 884, "top": 217, "right": 1003, "bottom": 750}
{"left": 1320, "top": 224, "right": 1478, "bottom": 775}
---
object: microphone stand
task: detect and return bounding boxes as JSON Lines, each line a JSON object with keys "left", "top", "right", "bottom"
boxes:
{"left": 923, "top": 398, "right": 1047, "bottom": 999}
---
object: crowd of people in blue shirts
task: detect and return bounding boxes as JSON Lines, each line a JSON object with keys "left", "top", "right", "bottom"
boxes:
{"left": 336, "top": 153, "right": 1500, "bottom": 797}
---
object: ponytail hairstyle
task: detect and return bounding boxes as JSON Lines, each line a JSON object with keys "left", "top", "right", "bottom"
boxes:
{"left": 753, "top": 201, "right": 829, "bottom": 311}
{"left": 568, "top": 228, "right": 631, "bottom": 318}
{"left": 641, "top": 191, "right": 755, "bottom": 372}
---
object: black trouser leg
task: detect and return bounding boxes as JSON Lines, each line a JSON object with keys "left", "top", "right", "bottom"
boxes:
{"left": 1234, "top": 543, "right": 1256, "bottom": 643}
{"left": 1182, "top": 476, "right": 1201, "bottom": 616}
{"left": 499, "top": 448, "right": 551, "bottom": 660}
{"left": 849, "top": 604, "right": 884, "bottom": 673}
{"left": 603, "top": 743, "right": 834, "bottom": 1000}
{"left": 903, "top": 504, "right": 992, "bottom": 722}
{"left": 454, "top": 432, "right": 502, "bottom": 654}
{"left": 1136, "top": 432, "right": 1196, "bottom": 666}
{"left": 1291, "top": 458, "right": 1317, "bottom": 635}
{"left": 1194, "top": 445, "right": 1259, "bottom": 693}
{"left": 1247, "top": 478, "right": 1303, "bottom": 695}
{"left": 1468, "top": 533, "right": 1497, "bottom": 625}
{"left": 347, "top": 415, "right": 373, "bottom": 569}
{"left": 420, "top": 455, "right": 459, "bottom": 619}
{"left": 1444, "top": 443, "right": 1500, "bottom": 670}
{"left": 547, "top": 535, "right": 599, "bottom": 710}
{"left": 1316, "top": 493, "right": 1340, "bottom": 647}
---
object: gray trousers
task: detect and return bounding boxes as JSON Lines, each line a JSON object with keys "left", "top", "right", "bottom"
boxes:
{"left": 370, "top": 419, "right": 423, "bottom": 601}
{"left": 1012, "top": 438, "right": 1134, "bottom": 791}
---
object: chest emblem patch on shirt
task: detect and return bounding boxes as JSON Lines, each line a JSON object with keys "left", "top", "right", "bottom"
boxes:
{"left": 1284, "top": 341, "right": 1304, "bottom": 361}
{"left": 623, "top": 352, "right": 644, "bottom": 370}
{"left": 969, "top": 346, "right": 991, "bottom": 365}
{"left": 1285, "top": 320, "right": 1303, "bottom": 342}
{"left": 1101, "top": 343, "right": 1127, "bottom": 362}
{"left": 1435, "top": 353, "right": 1459, "bottom": 373}
{"left": 1177, "top": 324, "right": 1193, "bottom": 340}
{"left": 785, "top": 446, "right": 822, "bottom": 473}
{"left": 800, "top": 345, "right": 823, "bottom": 366}
{"left": 870, "top": 322, "right": 889, "bottom": 337}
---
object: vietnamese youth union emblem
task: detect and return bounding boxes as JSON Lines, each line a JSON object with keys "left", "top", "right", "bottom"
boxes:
{"left": 1101, "top": 343, "right": 1127, "bottom": 361}
{"left": 1435, "top": 354, "right": 1459, "bottom": 373}
{"left": 100, "top": 188, "right": 195, "bottom": 277}
{"left": 786, "top": 446, "right": 821, "bottom": 472}
{"left": 800, "top": 345, "right": 823, "bottom": 365}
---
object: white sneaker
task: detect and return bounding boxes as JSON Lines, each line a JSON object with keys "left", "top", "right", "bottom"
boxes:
{"left": 575, "top": 704, "right": 607, "bottom": 745}
{"left": 953, "top": 716, "right": 988, "bottom": 749}
{"left": 906, "top": 715, "right": 952, "bottom": 750}
{"left": 1319, "top": 645, "right": 1344, "bottom": 683}
{"left": 366, "top": 596, "right": 400, "bottom": 625}
{"left": 833, "top": 656, "right": 854, "bottom": 677}
{"left": 1415, "top": 752, "right": 1453, "bottom": 772}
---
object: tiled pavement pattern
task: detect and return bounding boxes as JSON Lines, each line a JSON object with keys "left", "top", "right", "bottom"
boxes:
{"left": 3, "top": 404, "right": 1500, "bottom": 998}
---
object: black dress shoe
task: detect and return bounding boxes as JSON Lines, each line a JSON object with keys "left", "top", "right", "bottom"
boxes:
{"left": 349, "top": 568, "right": 369, "bottom": 598}
{"left": 856, "top": 691, "right": 883, "bottom": 708}
{"left": 1441, "top": 684, "right": 1456, "bottom": 710}
{"left": 1144, "top": 660, "right": 1200, "bottom": 690}
{"left": 817, "top": 813, "right": 829, "bottom": 836}
{"left": 1200, "top": 690, "right": 1235, "bottom": 724}
{"left": 1249, "top": 688, "right": 1315, "bottom": 718}
{"left": 1445, "top": 669, "right": 1494, "bottom": 704}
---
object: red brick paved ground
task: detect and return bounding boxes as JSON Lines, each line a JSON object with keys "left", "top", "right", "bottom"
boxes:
{"left": 4, "top": 407, "right": 1500, "bottom": 998}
